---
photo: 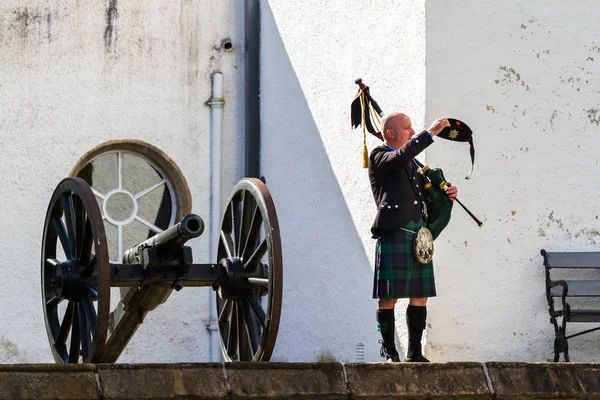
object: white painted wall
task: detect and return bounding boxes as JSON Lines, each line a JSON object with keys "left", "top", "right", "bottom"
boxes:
{"left": 0, "top": 0, "right": 244, "bottom": 363}
{"left": 425, "top": 0, "right": 600, "bottom": 362}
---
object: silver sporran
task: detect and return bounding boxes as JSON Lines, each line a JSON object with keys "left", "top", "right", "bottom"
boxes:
{"left": 414, "top": 227, "right": 434, "bottom": 264}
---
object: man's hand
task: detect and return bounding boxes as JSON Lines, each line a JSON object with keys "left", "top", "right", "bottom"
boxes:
{"left": 428, "top": 118, "right": 450, "bottom": 136}
{"left": 446, "top": 182, "right": 458, "bottom": 201}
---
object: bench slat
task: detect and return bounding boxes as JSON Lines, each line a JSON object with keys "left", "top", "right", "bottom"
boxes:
{"left": 569, "top": 309, "right": 600, "bottom": 323}
{"left": 550, "top": 280, "right": 600, "bottom": 297}
{"left": 545, "top": 252, "right": 600, "bottom": 269}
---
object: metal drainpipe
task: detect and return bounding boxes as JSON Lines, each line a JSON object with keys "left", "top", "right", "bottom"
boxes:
{"left": 207, "top": 72, "right": 224, "bottom": 362}
{"left": 245, "top": 0, "right": 260, "bottom": 179}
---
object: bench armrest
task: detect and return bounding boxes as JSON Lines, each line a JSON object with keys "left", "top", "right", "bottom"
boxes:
{"left": 546, "top": 280, "right": 570, "bottom": 316}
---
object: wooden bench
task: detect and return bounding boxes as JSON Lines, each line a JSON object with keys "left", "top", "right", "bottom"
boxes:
{"left": 541, "top": 249, "right": 600, "bottom": 361}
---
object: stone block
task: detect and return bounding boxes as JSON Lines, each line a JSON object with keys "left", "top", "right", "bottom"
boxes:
{"left": 225, "top": 362, "right": 348, "bottom": 399}
{"left": 486, "top": 362, "right": 600, "bottom": 399}
{"left": 97, "top": 363, "right": 228, "bottom": 399}
{"left": 345, "top": 362, "right": 491, "bottom": 399}
{"left": 0, "top": 364, "right": 98, "bottom": 399}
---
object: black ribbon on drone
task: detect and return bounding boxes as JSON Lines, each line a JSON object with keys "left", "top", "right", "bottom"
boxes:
{"left": 351, "top": 78, "right": 483, "bottom": 229}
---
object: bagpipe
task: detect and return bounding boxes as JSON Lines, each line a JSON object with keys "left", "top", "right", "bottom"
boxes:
{"left": 351, "top": 78, "right": 483, "bottom": 239}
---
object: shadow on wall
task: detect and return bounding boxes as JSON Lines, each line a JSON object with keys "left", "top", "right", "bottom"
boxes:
{"left": 260, "top": 3, "right": 382, "bottom": 362}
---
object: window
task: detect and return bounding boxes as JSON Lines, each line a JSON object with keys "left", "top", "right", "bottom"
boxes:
{"left": 70, "top": 140, "right": 192, "bottom": 262}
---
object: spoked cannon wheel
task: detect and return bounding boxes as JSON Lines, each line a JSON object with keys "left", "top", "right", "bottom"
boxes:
{"left": 216, "top": 178, "right": 283, "bottom": 361}
{"left": 41, "top": 177, "right": 110, "bottom": 363}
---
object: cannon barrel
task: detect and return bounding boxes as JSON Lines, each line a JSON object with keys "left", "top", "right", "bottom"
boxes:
{"left": 123, "top": 213, "right": 205, "bottom": 264}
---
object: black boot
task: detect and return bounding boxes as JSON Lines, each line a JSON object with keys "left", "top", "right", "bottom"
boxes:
{"left": 377, "top": 309, "right": 400, "bottom": 362}
{"left": 405, "top": 305, "right": 430, "bottom": 362}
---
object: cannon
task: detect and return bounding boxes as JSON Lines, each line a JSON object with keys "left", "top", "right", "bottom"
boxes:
{"left": 41, "top": 177, "right": 282, "bottom": 363}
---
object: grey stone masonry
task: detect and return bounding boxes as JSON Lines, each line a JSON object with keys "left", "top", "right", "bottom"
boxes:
{"left": 1, "top": 362, "right": 600, "bottom": 399}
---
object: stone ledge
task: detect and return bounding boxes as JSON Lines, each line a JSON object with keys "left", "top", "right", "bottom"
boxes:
{"left": 1, "top": 362, "right": 600, "bottom": 399}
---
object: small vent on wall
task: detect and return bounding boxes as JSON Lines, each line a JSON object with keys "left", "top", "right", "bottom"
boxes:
{"left": 355, "top": 342, "right": 365, "bottom": 363}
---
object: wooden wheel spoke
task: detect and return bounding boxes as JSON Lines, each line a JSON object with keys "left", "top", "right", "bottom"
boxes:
{"left": 241, "top": 297, "right": 260, "bottom": 356}
{"left": 219, "top": 230, "right": 235, "bottom": 260}
{"left": 73, "top": 196, "right": 85, "bottom": 261}
{"left": 247, "top": 295, "right": 267, "bottom": 329}
{"left": 62, "top": 193, "right": 77, "bottom": 258}
{"left": 84, "top": 284, "right": 99, "bottom": 300}
{"left": 55, "top": 302, "right": 74, "bottom": 346}
{"left": 221, "top": 200, "right": 232, "bottom": 232}
{"left": 241, "top": 206, "right": 262, "bottom": 264}
{"left": 82, "top": 296, "right": 97, "bottom": 337}
{"left": 81, "top": 256, "right": 97, "bottom": 277}
{"left": 243, "top": 239, "right": 268, "bottom": 271}
{"left": 46, "top": 295, "right": 63, "bottom": 312}
{"left": 68, "top": 305, "right": 81, "bottom": 363}
{"left": 218, "top": 299, "right": 233, "bottom": 324}
{"left": 237, "top": 301, "right": 250, "bottom": 361}
{"left": 237, "top": 192, "right": 254, "bottom": 256}
{"left": 226, "top": 303, "right": 239, "bottom": 358}
{"left": 230, "top": 198, "right": 242, "bottom": 257}
{"left": 78, "top": 303, "right": 90, "bottom": 361}
{"left": 78, "top": 217, "right": 93, "bottom": 266}
{"left": 53, "top": 216, "right": 74, "bottom": 260}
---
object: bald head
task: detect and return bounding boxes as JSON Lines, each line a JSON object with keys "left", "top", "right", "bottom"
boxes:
{"left": 381, "top": 112, "right": 408, "bottom": 138}
{"left": 380, "top": 112, "right": 414, "bottom": 148}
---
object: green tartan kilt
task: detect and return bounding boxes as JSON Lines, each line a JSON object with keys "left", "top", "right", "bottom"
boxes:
{"left": 373, "top": 220, "right": 436, "bottom": 299}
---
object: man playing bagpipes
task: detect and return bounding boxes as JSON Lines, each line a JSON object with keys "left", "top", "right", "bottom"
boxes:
{"left": 352, "top": 79, "right": 482, "bottom": 362}
{"left": 369, "top": 112, "right": 458, "bottom": 362}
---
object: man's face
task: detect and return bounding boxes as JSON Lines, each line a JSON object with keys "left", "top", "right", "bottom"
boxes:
{"left": 391, "top": 115, "right": 415, "bottom": 147}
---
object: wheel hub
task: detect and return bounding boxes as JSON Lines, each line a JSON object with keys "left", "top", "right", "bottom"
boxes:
{"left": 51, "top": 259, "right": 81, "bottom": 300}
{"left": 219, "top": 257, "right": 248, "bottom": 300}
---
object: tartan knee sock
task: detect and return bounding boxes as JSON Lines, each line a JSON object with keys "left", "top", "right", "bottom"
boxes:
{"left": 406, "top": 305, "right": 427, "bottom": 358}
{"left": 376, "top": 309, "right": 397, "bottom": 356}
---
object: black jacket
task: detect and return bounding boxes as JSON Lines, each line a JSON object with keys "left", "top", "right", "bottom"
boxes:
{"left": 368, "top": 131, "right": 434, "bottom": 236}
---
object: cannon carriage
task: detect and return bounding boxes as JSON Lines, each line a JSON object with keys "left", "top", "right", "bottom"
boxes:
{"left": 41, "top": 176, "right": 282, "bottom": 363}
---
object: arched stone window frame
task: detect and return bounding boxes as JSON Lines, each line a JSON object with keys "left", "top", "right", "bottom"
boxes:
{"left": 69, "top": 140, "right": 192, "bottom": 262}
